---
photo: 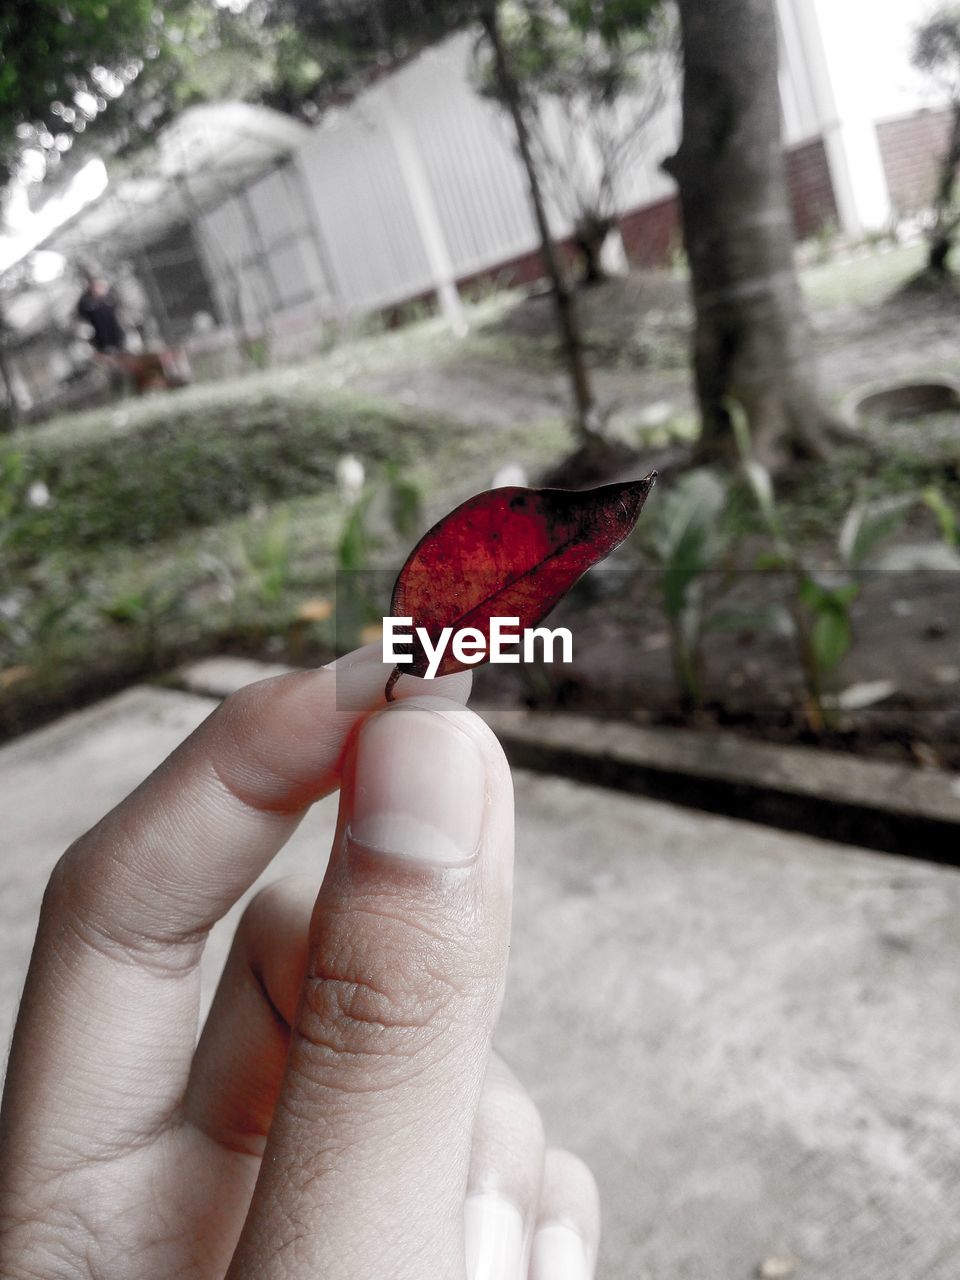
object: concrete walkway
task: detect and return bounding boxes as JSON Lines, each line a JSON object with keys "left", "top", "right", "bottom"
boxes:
{"left": 2, "top": 679, "right": 959, "bottom": 1279}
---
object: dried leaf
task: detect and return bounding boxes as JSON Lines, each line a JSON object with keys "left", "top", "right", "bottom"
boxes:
{"left": 0, "top": 665, "right": 34, "bottom": 690}
{"left": 757, "top": 1259, "right": 799, "bottom": 1280}
{"left": 385, "top": 475, "right": 657, "bottom": 698}
{"left": 296, "top": 597, "right": 333, "bottom": 622}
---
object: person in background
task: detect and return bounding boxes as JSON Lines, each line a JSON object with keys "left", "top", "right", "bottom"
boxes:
{"left": 75, "top": 267, "right": 126, "bottom": 354}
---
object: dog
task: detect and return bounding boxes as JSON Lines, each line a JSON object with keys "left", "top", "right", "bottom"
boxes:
{"left": 95, "top": 348, "right": 191, "bottom": 395}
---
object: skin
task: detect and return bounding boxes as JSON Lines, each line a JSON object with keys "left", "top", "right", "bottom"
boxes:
{"left": 0, "top": 645, "right": 599, "bottom": 1279}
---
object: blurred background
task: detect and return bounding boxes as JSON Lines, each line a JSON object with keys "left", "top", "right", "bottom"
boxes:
{"left": 1, "top": 0, "right": 959, "bottom": 759}
{"left": 2, "top": 3, "right": 960, "bottom": 1277}
{"left": 1, "top": 0, "right": 960, "bottom": 757}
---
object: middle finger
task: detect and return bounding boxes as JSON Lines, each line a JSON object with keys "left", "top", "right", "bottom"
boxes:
{"left": 466, "top": 1055, "right": 546, "bottom": 1280}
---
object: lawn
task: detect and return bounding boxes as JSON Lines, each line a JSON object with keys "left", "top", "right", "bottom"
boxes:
{"left": 0, "top": 322, "right": 570, "bottom": 736}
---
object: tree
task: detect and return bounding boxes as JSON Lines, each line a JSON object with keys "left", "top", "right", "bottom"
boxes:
{"left": 0, "top": 0, "right": 158, "bottom": 187}
{"left": 479, "top": 2, "right": 597, "bottom": 433}
{"left": 0, "top": 254, "right": 33, "bottom": 429}
{"left": 912, "top": 8, "right": 960, "bottom": 277}
{"left": 273, "top": 0, "right": 602, "bottom": 440}
{"left": 665, "top": 0, "right": 833, "bottom": 467}
{"left": 0, "top": 307, "right": 17, "bottom": 431}
{"left": 94, "top": 2, "right": 331, "bottom": 163}
{"left": 0, "top": 2, "right": 317, "bottom": 198}
{"left": 475, "top": 1, "right": 673, "bottom": 285}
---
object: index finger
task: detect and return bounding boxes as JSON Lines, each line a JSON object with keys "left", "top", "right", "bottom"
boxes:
{"left": 0, "top": 647, "right": 471, "bottom": 1165}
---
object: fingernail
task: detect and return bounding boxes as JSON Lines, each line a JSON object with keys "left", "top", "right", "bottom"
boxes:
{"left": 349, "top": 701, "right": 485, "bottom": 866}
{"left": 530, "top": 1222, "right": 589, "bottom": 1280}
{"left": 465, "top": 1192, "right": 525, "bottom": 1280}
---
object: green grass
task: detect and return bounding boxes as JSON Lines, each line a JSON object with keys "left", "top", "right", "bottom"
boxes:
{"left": 800, "top": 242, "right": 925, "bottom": 310}
{"left": 0, "top": 341, "right": 568, "bottom": 735}
{"left": 3, "top": 389, "right": 439, "bottom": 561}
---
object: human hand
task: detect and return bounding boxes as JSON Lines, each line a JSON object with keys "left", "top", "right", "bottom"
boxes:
{"left": 0, "top": 647, "right": 599, "bottom": 1278}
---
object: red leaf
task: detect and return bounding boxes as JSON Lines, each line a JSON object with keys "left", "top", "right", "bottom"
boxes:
{"left": 384, "top": 474, "right": 657, "bottom": 698}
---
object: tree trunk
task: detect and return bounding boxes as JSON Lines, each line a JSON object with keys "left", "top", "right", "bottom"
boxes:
{"left": 481, "top": 4, "right": 598, "bottom": 439}
{"left": 0, "top": 331, "right": 17, "bottom": 433}
{"left": 573, "top": 214, "right": 614, "bottom": 286}
{"left": 665, "top": 0, "right": 831, "bottom": 468}
{"left": 928, "top": 101, "right": 960, "bottom": 276}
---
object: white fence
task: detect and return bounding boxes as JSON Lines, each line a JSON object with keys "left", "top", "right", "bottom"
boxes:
{"left": 195, "top": 31, "right": 682, "bottom": 330}
{"left": 190, "top": 0, "right": 942, "bottom": 341}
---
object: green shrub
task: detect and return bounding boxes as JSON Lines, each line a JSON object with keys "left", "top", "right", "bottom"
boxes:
{"left": 640, "top": 468, "right": 730, "bottom": 710}
{"left": 731, "top": 402, "right": 960, "bottom": 729}
{"left": 4, "top": 390, "right": 431, "bottom": 566}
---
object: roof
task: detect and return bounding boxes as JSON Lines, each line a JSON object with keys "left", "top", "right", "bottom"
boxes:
{"left": 35, "top": 101, "right": 311, "bottom": 262}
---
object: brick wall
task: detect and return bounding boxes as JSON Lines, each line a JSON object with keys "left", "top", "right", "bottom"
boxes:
{"left": 618, "top": 195, "right": 682, "bottom": 267}
{"left": 459, "top": 114, "right": 950, "bottom": 288}
{"left": 785, "top": 136, "right": 837, "bottom": 238}
{"left": 877, "top": 107, "right": 953, "bottom": 215}
{"left": 614, "top": 135, "right": 837, "bottom": 271}
{"left": 386, "top": 114, "right": 953, "bottom": 312}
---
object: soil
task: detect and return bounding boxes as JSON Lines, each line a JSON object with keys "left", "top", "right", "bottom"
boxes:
{"left": 470, "top": 565, "right": 960, "bottom": 770}
{"left": 359, "top": 273, "right": 696, "bottom": 433}
{"left": 359, "top": 267, "right": 960, "bottom": 437}
{"left": 359, "top": 267, "right": 960, "bottom": 772}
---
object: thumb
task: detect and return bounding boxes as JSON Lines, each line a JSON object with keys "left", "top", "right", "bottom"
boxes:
{"left": 229, "top": 696, "right": 514, "bottom": 1280}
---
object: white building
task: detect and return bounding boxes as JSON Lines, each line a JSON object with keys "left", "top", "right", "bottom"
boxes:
{"left": 5, "top": 0, "right": 951, "bottom": 410}
{"left": 777, "top": 0, "right": 950, "bottom": 236}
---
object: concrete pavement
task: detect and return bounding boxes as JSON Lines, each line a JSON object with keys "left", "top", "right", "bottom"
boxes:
{"left": 1, "top": 678, "right": 959, "bottom": 1279}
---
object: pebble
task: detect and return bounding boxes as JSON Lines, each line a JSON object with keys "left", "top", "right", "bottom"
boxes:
{"left": 834, "top": 679, "right": 897, "bottom": 711}
{"left": 757, "top": 1258, "right": 799, "bottom": 1279}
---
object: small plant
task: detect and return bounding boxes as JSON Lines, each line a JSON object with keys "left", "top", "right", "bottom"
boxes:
{"left": 31, "top": 597, "right": 78, "bottom": 676}
{"left": 242, "top": 512, "right": 294, "bottom": 605}
{"left": 243, "top": 336, "right": 270, "bottom": 370}
{"left": 0, "top": 448, "right": 26, "bottom": 553}
{"left": 732, "top": 403, "right": 960, "bottom": 729}
{"left": 0, "top": 585, "right": 81, "bottom": 685}
{"left": 666, "top": 234, "right": 688, "bottom": 276}
{"left": 102, "top": 580, "right": 186, "bottom": 666}
{"left": 813, "top": 216, "right": 840, "bottom": 264}
{"left": 921, "top": 485, "right": 959, "bottom": 548}
{"left": 641, "top": 468, "right": 730, "bottom": 710}
{"left": 335, "top": 464, "right": 425, "bottom": 652}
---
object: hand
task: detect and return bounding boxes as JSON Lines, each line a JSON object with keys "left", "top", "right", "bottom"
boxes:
{"left": 0, "top": 647, "right": 599, "bottom": 1279}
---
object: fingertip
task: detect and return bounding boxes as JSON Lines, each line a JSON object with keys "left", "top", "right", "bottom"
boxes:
{"left": 389, "top": 667, "right": 473, "bottom": 707}
{"left": 368, "top": 693, "right": 506, "bottom": 769}
{"left": 323, "top": 644, "right": 473, "bottom": 712}
{"left": 532, "top": 1149, "right": 602, "bottom": 1279}
{"left": 198, "top": 651, "right": 473, "bottom": 817}
{"left": 346, "top": 698, "right": 488, "bottom": 869}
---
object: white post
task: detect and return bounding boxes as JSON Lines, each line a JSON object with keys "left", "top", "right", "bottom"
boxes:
{"left": 291, "top": 151, "right": 348, "bottom": 326}
{"left": 783, "top": 0, "right": 893, "bottom": 236}
{"left": 378, "top": 85, "right": 468, "bottom": 336}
